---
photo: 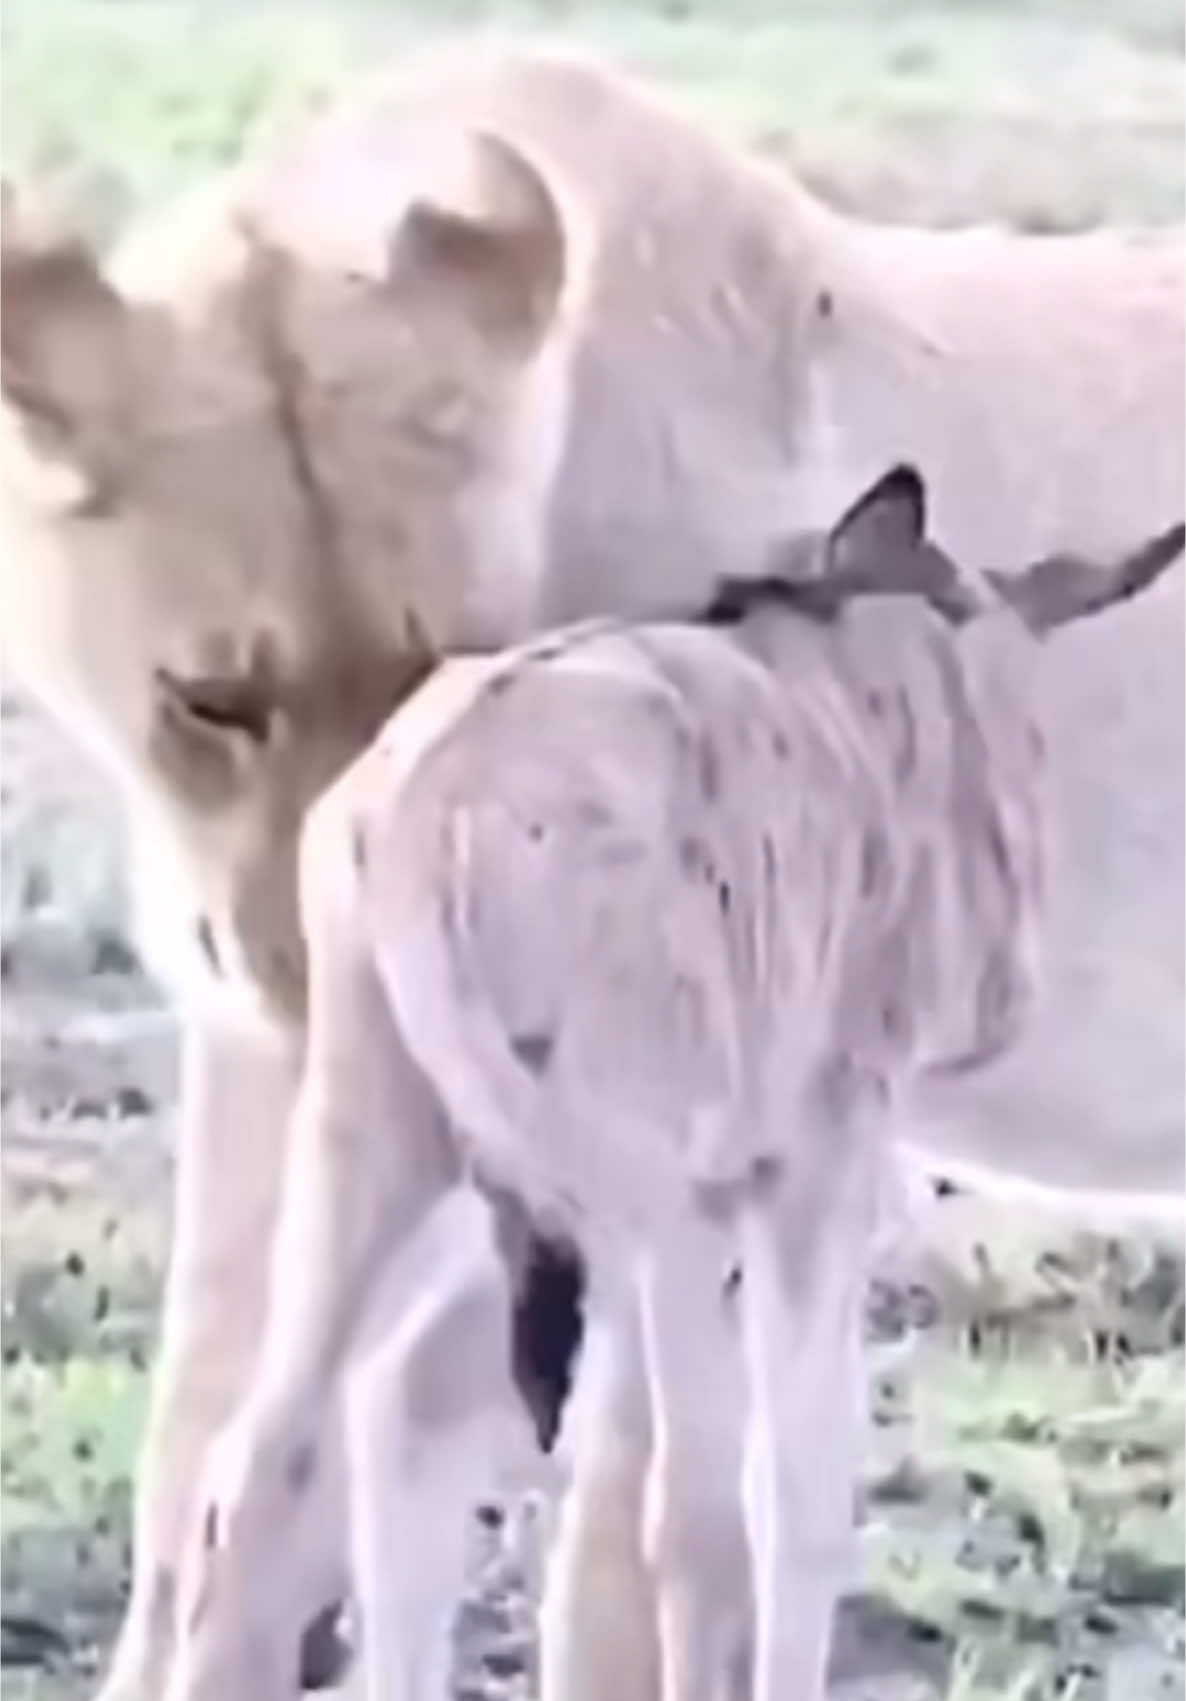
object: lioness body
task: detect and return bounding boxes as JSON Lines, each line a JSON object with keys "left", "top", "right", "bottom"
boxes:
{"left": 1, "top": 43, "right": 1181, "bottom": 1700}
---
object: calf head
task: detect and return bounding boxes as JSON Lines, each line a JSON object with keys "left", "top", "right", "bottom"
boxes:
{"left": 704, "top": 466, "right": 1183, "bottom": 1082}
{"left": 829, "top": 468, "right": 1183, "bottom": 1078}
{"left": 707, "top": 463, "right": 1184, "bottom": 637}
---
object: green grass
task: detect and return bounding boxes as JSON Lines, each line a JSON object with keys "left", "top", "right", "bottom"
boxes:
{"left": 1, "top": 0, "right": 1183, "bottom": 1694}
{"left": 2, "top": 1131, "right": 164, "bottom": 1696}
{"left": 854, "top": 1213, "right": 1184, "bottom": 1699}
{"left": 2, "top": 0, "right": 1183, "bottom": 229}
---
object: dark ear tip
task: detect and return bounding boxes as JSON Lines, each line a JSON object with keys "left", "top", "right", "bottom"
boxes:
{"left": 1160, "top": 521, "right": 1186, "bottom": 562}
{"left": 840, "top": 463, "right": 927, "bottom": 540}
{"left": 1121, "top": 519, "right": 1186, "bottom": 600}
{"left": 879, "top": 463, "right": 927, "bottom": 517}
{"left": 882, "top": 463, "right": 925, "bottom": 495}
{"left": 1115, "top": 519, "right": 1185, "bottom": 599}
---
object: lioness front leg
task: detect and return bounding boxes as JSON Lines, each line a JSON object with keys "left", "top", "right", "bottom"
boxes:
{"left": 165, "top": 788, "right": 467, "bottom": 1701}
{"left": 98, "top": 1014, "right": 332, "bottom": 1701}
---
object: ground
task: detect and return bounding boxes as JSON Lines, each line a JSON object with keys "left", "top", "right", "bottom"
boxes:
{"left": 0, "top": 2, "right": 1182, "bottom": 1698}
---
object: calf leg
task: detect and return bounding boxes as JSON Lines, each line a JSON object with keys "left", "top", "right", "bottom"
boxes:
{"left": 637, "top": 1224, "right": 750, "bottom": 1701}
{"left": 737, "top": 1128, "right": 877, "bottom": 1701}
{"left": 538, "top": 1304, "right": 661, "bottom": 1701}
{"left": 345, "top": 1189, "right": 536, "bottom": 1701}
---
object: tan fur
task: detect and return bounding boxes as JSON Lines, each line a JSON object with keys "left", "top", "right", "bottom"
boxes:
{"left": 2, "top": 41, "right": 1182, "bottom": 1701}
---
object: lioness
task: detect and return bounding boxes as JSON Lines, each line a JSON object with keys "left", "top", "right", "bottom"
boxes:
{"left": 1, "top": 41, "right": 1182, "bottom": 1701}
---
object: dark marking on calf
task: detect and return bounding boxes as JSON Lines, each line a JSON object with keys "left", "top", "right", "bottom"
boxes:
{"left": 674, "top": 971, "right": 709, "bottom": 1047}
{"left": 299, "top": 1602, "right": 355, "bottom": 1691}
{"left": 894, "top": 687, "right": 918, "bottom": 783}
{"left": 576, "top": 797, "right": 615, "bottom": 829}
{"left": 194, "top": 916, "right": 221, "bottom": 977}
{"left": 718, "top": 880, "right": 732, "bottom": 916}
{"left": 761, "top": 833, "right": 778, "bottom": 887}
{"left": 511, "top": 1234, "right": 588, "bottom": 1453}
{"left": 600, "top": 836, "right": 648, "bottom": 869}
{"left": 976, "top": 948, "right": 1028, "bottom": 1054}
{"left": 749, "top": 1152, "right": 783, "bottom": 1194}
{"left": 484, "top": 670, "right": 516, "bottom": 700}
{"left": 698, "top": 734, "right": 722, "bottom": 801}
{"left": 480, "top": 1181, "right": 588, "bottom": 1454}
{"left": 699, "top": 573, "right": 829, "bottom": 628}
{"left": 285, "top": 1439, "right": 318, "bottom": 1496}
{"left": 525, "top": 633, "right": 576, "bottom": 666}
{"left": 695, "top": 1153, "right": 785, "bottom": 1221}
{"left": 185, "top": 1537, "right": 212, "bottom": 1635}
{"left": 351, "top": 820, "right": 367, "bottom": 875}
{"left": 860, "top": 830, "right": 890, "bottom": 901}
{"left": 881, "top": 994, "right": 910, "bottom": 1045}
{"left": 680, "top": 835, "right": 712, "bottom": 878}
{"left": 772, "top": 729, "right": 790, "bottom": 761}
{"left": 186, "top": 1576, "right": 212, "bottom": 1636}
{"left": 816, "top": 905, "right": 836, "bottom": 972}
{"left": 817, "top": 288, "right": 834, "bottom": 319}
{"left": 510, "top": 1030, "right": 555, "bottom": 1075}
{"left": 926, "top": 948, "right": 1029, "bottom": 1078}
{"left": 815, "top": 1052, "right": 890, "bottom": 1122}
{"left": 986, "top": 818, "right": 1012, "bottom": 881}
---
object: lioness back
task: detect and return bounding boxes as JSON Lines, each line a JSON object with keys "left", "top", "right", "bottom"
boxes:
{"left": 110, "top": 43, "right": 1184, "bottom": 637}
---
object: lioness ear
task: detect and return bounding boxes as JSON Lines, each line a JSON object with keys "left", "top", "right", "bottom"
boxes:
{"left": 984, "top": 522, "right": 1185, "bottom": 637}
{"left": 1, "top": 184, "right": 135, "bottom": 507}
{"left": 387, "top": 133, "right": 566, "bottom": 353}
{"left": 826, "top": 465, "right": 927, "bottom": 576}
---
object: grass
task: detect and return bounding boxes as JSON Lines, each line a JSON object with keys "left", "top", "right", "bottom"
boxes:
{"left": 1, "top": 0, "right": 1183, "bottom": 1695}
{"left": 855, "top": 1212, "right": 1184, "bottom": 1699}
{"left": 2, "top": 0, "right": 1183, "bottom": 228}
{"left": 2, "top": 1107, "right": 165, "bottom": 1696}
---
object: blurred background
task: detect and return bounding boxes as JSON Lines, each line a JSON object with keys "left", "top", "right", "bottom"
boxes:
{"left": 1, "top": 2, "right": 1182, "bottom": 1697}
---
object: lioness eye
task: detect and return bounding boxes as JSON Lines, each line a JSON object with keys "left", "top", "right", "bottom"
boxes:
{"left": 154, "top": 667, "right": 274, "bottom": 746}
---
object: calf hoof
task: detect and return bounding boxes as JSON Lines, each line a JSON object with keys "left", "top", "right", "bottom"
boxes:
{"left": 299, "top": 1602, "right": 354, "bottom": 1692}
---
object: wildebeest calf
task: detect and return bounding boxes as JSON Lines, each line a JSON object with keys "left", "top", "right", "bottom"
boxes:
{"left": 166, "top": 468, "right": 1183, "bottom": 1701}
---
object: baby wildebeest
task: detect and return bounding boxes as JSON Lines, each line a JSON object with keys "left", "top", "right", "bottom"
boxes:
{"left": 167, "top": 468, "right": 1183, "bottom": 1701}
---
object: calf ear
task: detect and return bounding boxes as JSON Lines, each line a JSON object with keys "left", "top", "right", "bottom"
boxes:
{"left": 985, "top": 522, "right": 1185, "bottom": 637}
{"left": 820, "top": 464, "right": 986, "bottom": 622}
{"left": 1, "top": 184, "right": 135, "bottom": 508}
{"left": 826, "top": 464, "right": 927, "bottom": 577}
{"left": 387, "top": 132, "right": 567, "bottom": 354}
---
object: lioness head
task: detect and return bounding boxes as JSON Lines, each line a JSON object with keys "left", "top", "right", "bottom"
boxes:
{"left": 1, "top": 134, "right": 575, "bottom": 1021}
